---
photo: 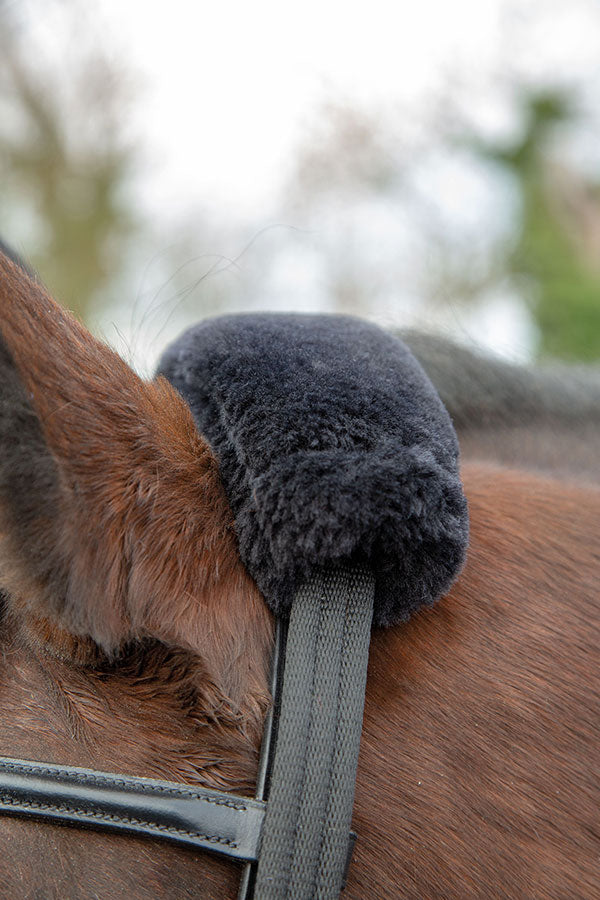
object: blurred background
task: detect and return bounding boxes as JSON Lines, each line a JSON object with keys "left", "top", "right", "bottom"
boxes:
{"left": 1, "top": 0, "right": 600, "bottom": 374}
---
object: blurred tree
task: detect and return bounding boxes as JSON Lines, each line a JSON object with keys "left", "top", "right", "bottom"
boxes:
{"left": 288, "top": 91, "right": 600, "bottom": 361}
{"left": 475, "top": 92, "right": 600, "bottom": 362}
{"left": 0, "top": 2, "right": 140, "bottom": 322}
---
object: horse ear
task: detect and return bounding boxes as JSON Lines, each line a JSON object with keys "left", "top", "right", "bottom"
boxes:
{"left": 0, "top": 252, "right": 267, "bottom": 679}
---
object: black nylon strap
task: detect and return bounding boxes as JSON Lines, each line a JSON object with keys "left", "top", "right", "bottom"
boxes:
{"left": 0, "top": 757, "right": 265, "bottom": 861}
{"left": 238, "top": 618, "right": 288, "bottom": 899}
{"left": 252, "top": 564, "right": 375, "bottom": 899}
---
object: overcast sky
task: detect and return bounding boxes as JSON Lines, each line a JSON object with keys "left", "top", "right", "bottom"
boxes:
{"left": 89, "top": 0, "right": 600, "bottom": 218}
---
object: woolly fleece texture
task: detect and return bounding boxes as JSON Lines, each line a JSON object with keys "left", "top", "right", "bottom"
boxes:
{"left": 158, "top": 314, "right": 469, "bottom": 626}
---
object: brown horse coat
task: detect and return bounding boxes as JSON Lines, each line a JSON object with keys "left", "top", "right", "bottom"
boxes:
{"left": 0, "top": 252, "right": 598, "bottom": 898}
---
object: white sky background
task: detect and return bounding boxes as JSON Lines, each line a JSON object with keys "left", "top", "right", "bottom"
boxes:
{"left": 13, "top": 0, "right": 600, "bottom": 372}
{"left": 93, "top": 0, "right": 599, "bottom": 216}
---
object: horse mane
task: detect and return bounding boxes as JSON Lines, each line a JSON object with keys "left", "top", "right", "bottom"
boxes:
{"left": 402, "top": 330, "right": 600, "bottom": 428}
{"left": 403, "top": 330, "right": 600, "bottom": 482}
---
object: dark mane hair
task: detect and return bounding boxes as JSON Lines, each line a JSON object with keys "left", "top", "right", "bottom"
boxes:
{"left": 403, "top": 330, "right": 600, "bottom": 482}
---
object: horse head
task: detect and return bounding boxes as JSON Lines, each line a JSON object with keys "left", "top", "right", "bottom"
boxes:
{"left": 0, "top": 246, "right": 598, "bottom": 899}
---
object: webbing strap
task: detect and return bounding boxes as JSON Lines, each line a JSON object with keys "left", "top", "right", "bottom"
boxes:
{"left": 252, "top": 564, "right": 375, "bottom": 899}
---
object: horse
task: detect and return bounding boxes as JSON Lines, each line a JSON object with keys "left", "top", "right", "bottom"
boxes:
{"left": 0, "top": 247, "right": 598, "bottom": 899}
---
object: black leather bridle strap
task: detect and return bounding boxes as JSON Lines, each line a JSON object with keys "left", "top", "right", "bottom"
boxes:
{"left": 0, "top": 757, "right": 265, "bottom": 861}
{"left": 0, "top": 564, "right": 374, "bottom": 899}
{"left": 252, "top": 564, "right": 375, "bottom": 899}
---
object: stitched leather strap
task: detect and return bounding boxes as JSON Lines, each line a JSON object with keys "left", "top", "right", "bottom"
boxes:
{"left": 0, "top": 757, "right": 265, "bottom": 861}
{"left": 0, "top": 564, "right": 374, "bottom": 900}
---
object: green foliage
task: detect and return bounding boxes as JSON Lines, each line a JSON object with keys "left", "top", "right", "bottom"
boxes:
{"left": 479, "top": 92, "right": 600, "bottom": 362}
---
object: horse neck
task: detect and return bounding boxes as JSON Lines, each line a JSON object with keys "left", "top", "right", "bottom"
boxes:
{"left": 347, "top": 462, "right": 600, "bottom": 899}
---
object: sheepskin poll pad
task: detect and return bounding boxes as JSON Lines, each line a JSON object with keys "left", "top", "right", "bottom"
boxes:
{"left": 158, "top": 314, "right": 469, "bottom": 627}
